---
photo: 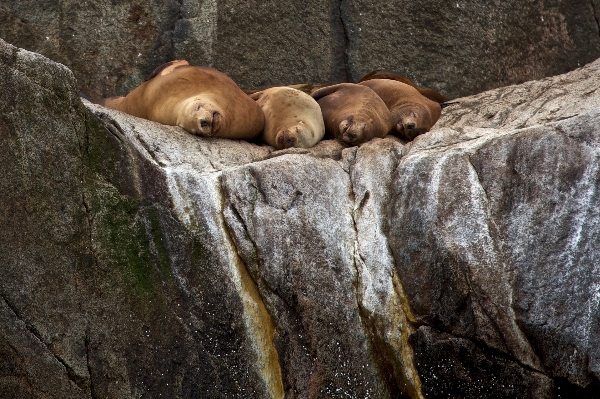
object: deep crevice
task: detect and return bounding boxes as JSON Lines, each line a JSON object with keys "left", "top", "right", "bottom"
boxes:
{"left": 427, "top": 322, "right": 545, "bottom": 378}
{"left": 85, "top": 330, "right": 97, "bottom": 399}
{"left": 338, "top": 0, "right": 351, "bottom": 82}
{"left": 56, "top": 353, "right": 89, "bottom": 393}
{"left": 591, "top": 0, "right": 600, "bottom": 39}
{"left": 345, "top": 150, "right": 419, "bottom": 399}
{"left": 216, "top": 174, "right": 285, "bottom": 398}
{"left": 222, "top": 200, "right": 285, "bottom": 309}
{"left": 169, "top": 0, "right": 185, "bottom": 60}
{"left": 98, "top": 115, "right": 127, "bottom": 145}
{"left": 465, "top": 152, "right": 546, "bottom": 373}
{"left": 0, "top": 293, "right": 88, "bottom": 393}
{"left": 81, "top": 113, "right": 99, "bottom": 269}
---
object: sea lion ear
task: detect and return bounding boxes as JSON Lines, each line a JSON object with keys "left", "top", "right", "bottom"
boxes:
{"left": 248, "top": 90, "right": 264, "bottom": 101}
{"left": 147, "top": 60, "right": 190, "bottom": 80}
{"left": 310, "top": 84, "right": 345, "bottom": 100}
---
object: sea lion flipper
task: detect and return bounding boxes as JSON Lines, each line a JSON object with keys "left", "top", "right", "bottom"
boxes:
{"left": 359, "top": 70, "right": 451, "bottom": 103}
{"left": 249, "top": 90, "right": 264, "bottom": 101}
{"left": 358, "top": 69, "right": 415, "bottom": 87}
{"left": 97, "top": 96, "right": 125, "bottom": 110}
{"left": 147, "top": 60, "right": 190, "bottom": 81}
{"left": 285, "top": 84, "right": 318, "bottom": 94}
{"left": 358, "top": 69, "right": 387, "bottom": 82}
{"left": 310, "top": 84, "right": 346, "bottom": 100}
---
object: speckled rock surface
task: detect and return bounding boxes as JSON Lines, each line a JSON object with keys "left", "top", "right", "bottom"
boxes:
{"left": 2, "top": 38, "right": 600, "bottom": 398}
{"left": 1, "top": 0, "right": 599, "bottom": 99}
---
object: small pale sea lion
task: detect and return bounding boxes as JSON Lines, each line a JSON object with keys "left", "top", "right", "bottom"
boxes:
{"left": 359, "top": 69, "right": 450, "bottom": 103}
{"left": 100, "top": 62, "right": 264, "bottom": 139}
{"left": 311, "top": 83, "right": 393, "bottom": 145}
{"left": 250, "top": 87, "right": 325, "bottom": 149}
{"left": 359, "top": 79, "right": 442, "bottom": 141}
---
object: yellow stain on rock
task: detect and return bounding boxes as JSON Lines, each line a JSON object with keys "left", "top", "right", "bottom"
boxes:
{"left": 233, "top": 255, "right": 285, "bottom": 399}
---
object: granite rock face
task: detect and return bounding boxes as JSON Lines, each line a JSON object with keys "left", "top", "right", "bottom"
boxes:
{"left": 2, "top": 37, "right": 600, "bottom": 398}
{"left": 1, "top": 0, "right": 599, "bottom": 99}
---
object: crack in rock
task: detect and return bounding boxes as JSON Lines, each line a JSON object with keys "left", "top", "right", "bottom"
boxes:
{"left": 592, "top": 0, "right": 600, "bottom": 39}
{"left": 217, "top": 176, "right": 285, "bottom": 399}
{"left": 0, "top": 293, "right": 89, "bottom": 394}
{"left": 338, "top": 0, "right": 351, "bottom": 82}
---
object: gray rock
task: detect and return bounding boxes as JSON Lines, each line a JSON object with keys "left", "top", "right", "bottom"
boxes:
{"left": 341, "top": 0, "right": 600, "bottom": 98}
{"left": 3, "top": 36, "right": 600, "bottom": 398}
{"left": 2, "top": 1, "right": 600, "bottom": 99}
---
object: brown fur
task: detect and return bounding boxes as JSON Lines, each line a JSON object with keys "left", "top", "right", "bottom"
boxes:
{"left": 100, "top": 64, "right": 264, "bottom": 139}
{"left": 311, "top": 83, "right": 393, "bottom": 145}
{"left": 359, "top": 69, "right": 450, "bottom": 103}
{"left": 147, "top": 60, "right": 190, "bottom": 80}
{"left": 359, "top": 79, "right": 442, "bottom": 141}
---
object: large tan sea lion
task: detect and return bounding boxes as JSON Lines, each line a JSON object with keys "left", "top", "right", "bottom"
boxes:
{"left": 359, "top": 69, "right": 450, "bottom": 103}
{"left": 311, "top": 83, "right": 393, "bottom": 146}
{"left": 250, "top": 87, "right": 325, "bottom": 149}
{"left": 100, "top": 61, "right": 264, "bottom": 139}
{"left": 359, "top": 79, "right": 442, "bottom": 141}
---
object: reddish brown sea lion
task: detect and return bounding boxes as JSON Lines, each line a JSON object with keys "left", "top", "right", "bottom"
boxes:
{"left": 359, "top": 69, "right": 450, "bottom": 103}
{"left": 100, "top": 62, "right": 264, "bottom": 139}
{"left": 311, "top": 83, "right": 393, "bottom": 145}
{"left": 250, "top": 87, "right": 325, "bottom": 149}
{"left": 359, "top": 79, "right": 442, "bottom": 141}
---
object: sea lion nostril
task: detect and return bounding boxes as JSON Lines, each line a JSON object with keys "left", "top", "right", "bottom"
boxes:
{"left": 406, "top": 123, "right": 416, "bottom": 130}
{"left": 200, "top": 120, "right": 209, "bottom": 128}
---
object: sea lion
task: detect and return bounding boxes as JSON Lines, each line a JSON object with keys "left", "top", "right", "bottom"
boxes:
{"left": 100, "top": 62, "right": 264, "bottom": 139}
{"left": 359, "top": 79, "right": 442, "bottom": 141}
{"left": 311, "top": 83, "right": 393, "bottom": 145}
{"left": 359, "top": 69, "right": 450, "bottom": 103}
{"left": 147, "top": 59, "right": 190, "bottom": 80}
{"left": 250, "top": 87, "right": 325, "bottom": 149}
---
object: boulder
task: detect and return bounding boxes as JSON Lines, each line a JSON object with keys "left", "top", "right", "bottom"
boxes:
{"left": 2, "top": 37, "right": 600, "bottom": 398}
{"left": 1, "top": 0, "right": 599, "bottom": 99}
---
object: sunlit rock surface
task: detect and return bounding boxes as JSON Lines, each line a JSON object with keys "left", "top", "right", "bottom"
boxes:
{"left": 2, "top": 38, "right": 600, "bottom": 398}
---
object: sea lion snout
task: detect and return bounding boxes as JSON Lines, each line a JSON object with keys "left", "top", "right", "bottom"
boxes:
{"left": 395, "top": 106, "right": 431, "bottom": 140}
{"left": 194, "top": 107, "right": 222, "bottom": 136}
{"left": 397, "top": 120, "right": 425, "bottom": 140}
{"left": 276, "top": 128, "right": 298, "bottom": 148}
{"left": 339, "top": 118, "right": 367, "bottom": 144}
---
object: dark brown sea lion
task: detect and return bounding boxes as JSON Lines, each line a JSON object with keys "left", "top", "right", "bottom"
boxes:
{"left": 100, "top": 62, "right": 265, "bottom": 139}
{"left": 311, "top": 83, "right": 393, "bottom": 145}
{"left": 359, "top": 69, "right": 450, "bottom": 103}
{"left": 250, "top": 87, "right": 325, "bottom": 149}
{"left": 359, "top": 79, "right": 442, "bottom": 141}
